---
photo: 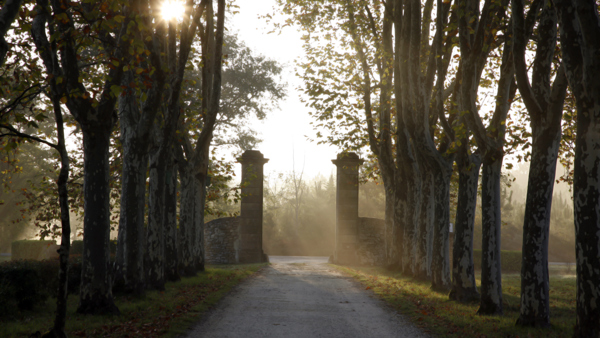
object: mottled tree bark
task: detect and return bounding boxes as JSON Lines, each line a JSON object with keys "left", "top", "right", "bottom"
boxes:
{"left": 164, "top": 161, "right": 180, "bottom": 282}
{"left": 478, "top": 157, "right": 504, "bottom": 315}
{"left": 517, "top": 123, "right": 563, "bottom": 326}
{"left": 457, "top": 0, "right": 516, "bottom": 315}
{"left": 390, "top": 166, "right": 405, "bottom": 269}
{"left": 571, "top": 103, "right": 600, "bottom": 338}
{"left": 394, "top": 0, "right": 455, "bottom": 281}
{"left": 450, "top": 151, "right": 481, "bottom": 302}
{"left": 391, "top": 0, "right": 413, "bottom": 270}
{"left": 146, "top": 146, "right": 167, "bottom": 290}
{"left": 114, "top": 74, "right": 147, "bottom": 295}
{"left": 415, "top": 169, "right": 433, "bottom": 280}
{"left": 77, "top": 127, "right": 119, "bottom": 315}
{"left": 555, "top": 0, "right": 600, "bottom": 334}
{"left": 430, "top": 164, "right": 452, "bottom": 291}
{"left": 178, "top": 166, "right": 197, "bottom": 277}
{"left": 513, "top": 0, "right": 567, "bottom": 326}
{"left": 194, "top": 174, "right": 206, "bottom": 271}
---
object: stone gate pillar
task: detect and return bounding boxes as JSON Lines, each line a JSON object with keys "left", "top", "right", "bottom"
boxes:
{"left": 332, "top": 152, "right": 364, "bottom": 265}
{"left": 237, "top": 150, "right": 269, "bottom": 263}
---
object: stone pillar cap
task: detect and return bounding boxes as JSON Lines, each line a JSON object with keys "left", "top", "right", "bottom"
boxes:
{"left": 237, "top": 150, "right": 269, "bottom": 164}
{"left": 332, "top": 152, "right": 364, "bottom": 165}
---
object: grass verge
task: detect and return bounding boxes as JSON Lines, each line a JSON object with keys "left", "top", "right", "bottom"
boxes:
{"left": 0, "top": 263, "right": 265, "bottom": 338}
{"left": 332, "top": 265, "right": 576, "bottom": 338}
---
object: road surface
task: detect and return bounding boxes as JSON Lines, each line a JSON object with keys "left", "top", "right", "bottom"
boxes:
{"left": 184, "top": 256, "right": 430, "bottom": 337}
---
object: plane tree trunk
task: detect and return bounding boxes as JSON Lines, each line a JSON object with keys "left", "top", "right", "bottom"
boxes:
{"left": 430, "top": 164, "right": 452, "bottom": 291}
{"left": 478, "top": 156, "right": 504, "bottom": 315}
{"left": 177, "top": 164, "right": 197, "bottom": 276}
{"left": 114, "top": 72, "right": 151, "bottom": 295}
{"left": 146, "top": 145, "right": 167, "bottom": 290}
{"left": 513, "top": 0, "right": 568, "bottom": 326}
{"left": 194, "top": 174, "right": 207, "bottom": 271}
{"left": 457, "top": 0, "right": 531, "bottom": 315}
{"left": 164, "top": 160, "right": 180, "bottom": 282}
{"left": 415, "top": 168, "right": 432, "bottom": 280}
{"left": 449, "top": 150, "right": 481, "bottom": 302}
{"left": 555, "top": 1, "right": 600, "bottom": 334}
{"left": 78, "top": 126, "right": 119, "bottom": 314}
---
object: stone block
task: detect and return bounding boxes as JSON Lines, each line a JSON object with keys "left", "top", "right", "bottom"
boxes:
{"left": 240, "top": 234, "right": 260, "bottom": 250}
{"left": 337, "top": 205, "right": 358, "bottom": 219}
{"left": 337, "top": 191, "right": 359, "bottom": 205}
{"left": 240, "top": 204, "right": 263, "bottom": 218}
{"left": 242, "top": 194, "right": 263, "bottom": 204}
{"left": 239, "top": 218, "right": 262, "bottom": 234}
{"left": 338, "top": 221, "right": 358, "bottom": 235}
{"left": 340, "top": 234, "right": 358, "bottom": 244}
{"left": 238, "top": 249, "right": 264, "bottom": 263}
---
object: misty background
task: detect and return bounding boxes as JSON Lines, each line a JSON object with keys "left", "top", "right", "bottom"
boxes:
{"left": 1, "top": 152, "right": 575, "bottom": 264}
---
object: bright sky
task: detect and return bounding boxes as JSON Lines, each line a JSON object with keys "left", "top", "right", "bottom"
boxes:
{"left": 227, "top": 1, "right": 338, "bottom": 180}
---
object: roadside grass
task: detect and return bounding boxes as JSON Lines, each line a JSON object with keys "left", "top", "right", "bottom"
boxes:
{"left": 333, "top": 265, "right": 576, "bottom": 338}
{"left": 0, "top": 263, "right": 265, "bottom": 338}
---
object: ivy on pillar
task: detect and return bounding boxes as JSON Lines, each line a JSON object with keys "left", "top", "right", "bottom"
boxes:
{"left": 237, "top": 150, "right": 269, "bottom": 263}
{"left": 332, "top": 152, "right": 364, "bottom": 265}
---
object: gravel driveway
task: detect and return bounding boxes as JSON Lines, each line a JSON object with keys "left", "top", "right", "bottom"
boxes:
{"left": 184, "top": 256, "right": 431, "bottom": 338}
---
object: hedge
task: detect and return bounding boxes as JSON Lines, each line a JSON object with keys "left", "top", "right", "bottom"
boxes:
{"left": 11, "top": 240, "right": 60, "bottom": 261}
{"left": 0, "top": 257, "right": 82, "bottom": 316}
{"left": 472, "top": 249, "right": 522, "bottom": 272}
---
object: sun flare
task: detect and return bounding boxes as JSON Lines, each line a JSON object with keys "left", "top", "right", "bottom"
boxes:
{"left": 162, "top": 0, "right": 185, "bottom": 21}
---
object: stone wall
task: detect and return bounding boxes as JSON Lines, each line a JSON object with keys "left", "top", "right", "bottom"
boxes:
{"left": 356, "top": 217, "right": 386, "bottom": 266}
{"left": 204, "top": 217, "right": 240, "bottom": 264}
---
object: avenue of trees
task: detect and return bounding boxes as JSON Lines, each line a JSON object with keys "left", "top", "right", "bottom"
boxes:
{"left": 2, "top": 0, "right": 600, "bottom": 336}
{"left": 272, "top": 0, "right": 600, "bottom": 335}
{"left": 0, "top": 0, "right": 285, "bottom": 336}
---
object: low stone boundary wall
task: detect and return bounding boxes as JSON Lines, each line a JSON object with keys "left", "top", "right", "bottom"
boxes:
{"left": 356, "top": 217, "right": 386, "bottom": 266}
{"left": 204, "top": 217, "right": 240, "bottom": 264}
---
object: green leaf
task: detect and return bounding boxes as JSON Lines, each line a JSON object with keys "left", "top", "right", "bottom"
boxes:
{"left": 110, "top": 85, "right": 122, "bottom": 97}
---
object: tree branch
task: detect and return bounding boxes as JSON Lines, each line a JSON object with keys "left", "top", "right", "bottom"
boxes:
{"left": 0, "top": 123, "right": 58, "bottom": 149}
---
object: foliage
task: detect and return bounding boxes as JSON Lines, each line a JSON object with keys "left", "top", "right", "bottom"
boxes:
{"left": 334, "top": 264, "right": 577, "bottom": 337}
{"left": 268, "top": 0, "right": 386, "bottom": 153}
{"left": 0, "top": 263, "right": 265, "bottom": 337}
